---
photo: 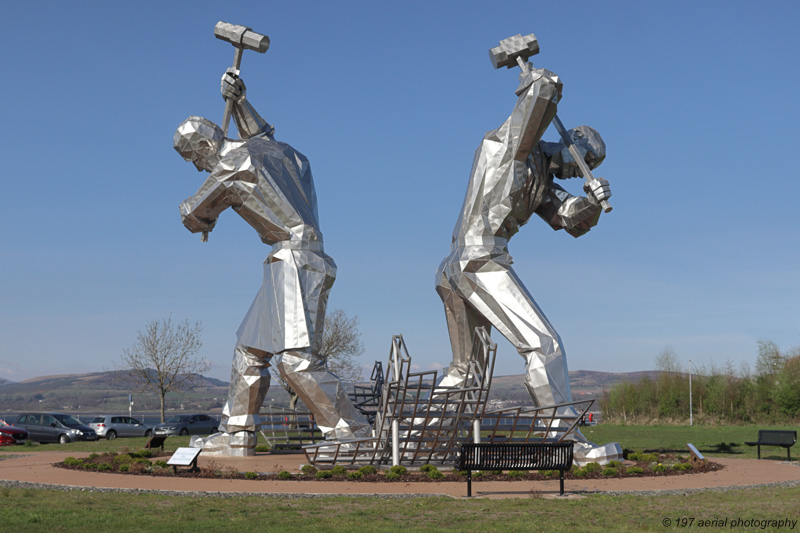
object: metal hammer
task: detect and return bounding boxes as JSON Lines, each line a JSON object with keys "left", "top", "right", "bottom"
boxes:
{"left": 214, "top": 21, "right": 270, "bottom": 137}
{"left": 490, "top": 34, "right": 612, "bottom": 213}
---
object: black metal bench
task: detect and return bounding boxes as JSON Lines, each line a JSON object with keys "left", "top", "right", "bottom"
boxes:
{"left": 457, "top": 442, "right": 574, "bottom": 497}
{"left": 745, "top": 430, "right": 797, "bottom": 460}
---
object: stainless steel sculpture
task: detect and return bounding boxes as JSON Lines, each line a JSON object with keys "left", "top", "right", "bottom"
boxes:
{"left": 176, "top": 23, "right": 370, "bottom": 456}
{"left": 435, "top": 33, "right": 621, "bottom": 464}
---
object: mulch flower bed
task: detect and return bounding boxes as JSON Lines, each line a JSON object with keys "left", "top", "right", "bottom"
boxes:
{"left": 56, "top": 450, "right": 721, "bottom": 482}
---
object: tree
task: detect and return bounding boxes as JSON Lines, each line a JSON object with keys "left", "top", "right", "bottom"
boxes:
{"left": 118, "top": 316, "right": 210, "bottom": 422}
{"left": 272, "top": 308, "right": 365, "bottom": 410}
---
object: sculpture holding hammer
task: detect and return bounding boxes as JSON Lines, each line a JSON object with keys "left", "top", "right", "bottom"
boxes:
{"left": 435, "top": 33, "right": 621, "bottom": 464}
{"left": 174, "top": 22, "right": 371, "bottom": 455}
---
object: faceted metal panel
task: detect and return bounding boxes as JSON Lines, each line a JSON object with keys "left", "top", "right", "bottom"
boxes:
{"left": 175, "top": 69, "right": 369, "bottom": 454}
{"left": 435, "top": 37, "right": 618, "bottom": 464}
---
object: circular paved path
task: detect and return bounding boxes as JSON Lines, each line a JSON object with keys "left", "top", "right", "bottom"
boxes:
{"left": 1, "top": 451, "right": 799, "bottom": 499}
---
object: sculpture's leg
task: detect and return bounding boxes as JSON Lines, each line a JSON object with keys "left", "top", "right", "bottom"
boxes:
{"left": 276, "top": 350, "right": 371, "bottom": 440}
{"left": 435, "top": 267, "right": 491, "bottom": 388}
{"left": 439, "top": 247, "right": 621, "bottom": 464}
{"left": 191, "top": 344, "right": 271, "bottom": 456}
{"left": 220, "top": 344, "right": 271, "bottom": 432}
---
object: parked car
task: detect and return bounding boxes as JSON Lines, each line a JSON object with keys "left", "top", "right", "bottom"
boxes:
{"left": 0, "top": 419, "right": 28, "bottom": 446}
{"left": 88, "top": 415, "right": 153, "bottom": 440}
{"left": 14, "top": 413, "right": 98, "bottom": 444}
{"left": 152, "top": 414, "right": 218, "bottom": 437}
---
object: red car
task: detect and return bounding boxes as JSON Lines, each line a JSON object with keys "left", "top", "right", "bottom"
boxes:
{"left": 0, "top": 419, "right": 28, "bottom": 445}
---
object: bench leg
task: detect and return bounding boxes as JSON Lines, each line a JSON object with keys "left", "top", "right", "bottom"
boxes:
{"left": 757, "top": 445, "right": 761, "bottom": 460}
{"left": 467, "top": 470, "right": 472, "bottom": 498}
{"left": 559, "top": 469, "right": 564, "bottom": 496}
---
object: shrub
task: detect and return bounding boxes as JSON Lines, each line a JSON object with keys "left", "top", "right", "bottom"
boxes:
{"left": 602, "top": 467, "right": 618, "bottom": 477}
{"left": 83, "top": 463, "right": 98, "bottom": 470}
{"left": 427, "top": 469, "right": 444, "bottom": 480}
{"left": 573, "top": 468, "right": 588, "bottom": 478}
{"left": 347, "top": 471, "right": 363, "bottom": 480}
{"left": 88, "top": 453, "right": 99, "bottom": 460}
{"left": 132, "top": 449, "right": 155, "bottom": 458}
{"left": 608, "top": 460, "right": 624, "bottom": 469}
{"left": 331, "top": 465, "right": 347, "bottom": 476}
{"left": 97, "top": 463, "right": 112, "bottom": 472}
{"left": 652, "top": 463, "right": 667, "bottom": 473}
{"left": 385, "top": 472, "right": 400, "bottom": 481}
{"left": 255, "top": 444, "right": 270, "bottom": 453}
{"left": 389, "top": 465, "right": 407, "bottom": 475}
{"left": 245, "top": 471, "right": 258, "bottom": 480}
{"left": 301, "top": 465, "right": 317, "bottom": 476}
{"left": 154, "top": 460, "right": 168, "bottom": 468}
{"left": 315, "top": 470, "right": 333, "bottom": 480}
{"left": 118, "top": 464, "right": 130, "bottom": 473}
{"left": 627, "top": 452, "right": 640, "bottom": 461}
{"left": 63, "top": 457, "right": 83, "bottom": 467}
{"left": 672, "top": 462, "right": 692, "bottom": 471}
{"left": 113, "top": 454, "right": 133, "bottom": 465}
{"left": 507, "top": 470, "right": 527, "bottom": 478}
{"left": 277, "top": 470, "right": 293, "bottom": 480}
{"left": 627, "top": 466, "right": 644, "bottom": 474}
{"left": 358, "top": 465, "right": 377, "bottom": 476}
{"left": 583, "top": 462, "right": 602, "bottom": 473}
{"left": 419, "top": 464, "right": 436, "bottom": 473}
{"left": 639, "top": 453, "right": 658, "bottom": 463}
{"left": 133, "top": 458, "right": 152, "bottom": 466}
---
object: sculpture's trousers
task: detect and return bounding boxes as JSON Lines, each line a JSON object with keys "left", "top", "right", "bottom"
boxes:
{"left": 221, "top": 242, "right": 370, "bottom": 439}
{"left": 435, "top": 239, "right": 573, "bottom": 408}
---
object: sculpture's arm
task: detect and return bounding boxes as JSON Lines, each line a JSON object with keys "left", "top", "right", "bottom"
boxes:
{"left": 180, "top": 172, "right": 233, "bottom": 239}
{"left": 509, "top": 66, "right": 562, "bottom": 161}
{"left": 535, "top": 178, "right": 610, "bottom": 238}
{"left": 221, "top": 69, "right": 275, "bottom": 139}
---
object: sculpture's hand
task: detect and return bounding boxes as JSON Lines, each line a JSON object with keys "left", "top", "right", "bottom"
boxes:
{"left": 584, "top": 177, "right": 612, "bottom": 206}
{"left": 221, "top": 68, "right": 246, "bottom": 103}
{"left": 180, "top": 201, "right": 217, "bottom": 237}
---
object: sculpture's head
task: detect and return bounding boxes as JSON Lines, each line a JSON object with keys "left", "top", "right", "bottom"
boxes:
{"left": 545, "top": 125, "right": 606, "bottom": 179}
{"left": 174, "top": 116, "right": 224, "bottom": 172}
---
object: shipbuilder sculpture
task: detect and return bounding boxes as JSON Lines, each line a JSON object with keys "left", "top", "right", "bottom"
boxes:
{"left": 435, "top": 34, "right": 621, "bottom": 463}
{"left": 174, "top": 22, "right": 370, "bottom": 455}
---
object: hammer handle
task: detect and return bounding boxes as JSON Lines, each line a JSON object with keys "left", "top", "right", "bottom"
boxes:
{"left": 221, "top": 47, "right": 244, "bottom": 137}
{"left": 552, "top": 114, "right": 612, "bottom": 213}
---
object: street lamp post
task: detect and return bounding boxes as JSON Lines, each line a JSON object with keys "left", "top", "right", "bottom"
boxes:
{"left": 688, "top": 359, "right": 693, "bottom": 427}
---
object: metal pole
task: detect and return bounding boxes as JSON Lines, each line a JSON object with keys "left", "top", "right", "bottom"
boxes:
{"left": 391, "top": 419, "right": 400, "bottom": 466}
{"left": 688, "top": 360, "right": 693, "bottom": 427}
{"left": 473, "top": 419, "right": 481, "bottom": 444}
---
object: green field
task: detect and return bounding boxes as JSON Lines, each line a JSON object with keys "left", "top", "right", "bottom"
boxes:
{"left": 15, "top": 423, "right": 796, "bottom": 460}
{"left": 1, "top": 424, "right": 798, "bottom": 532}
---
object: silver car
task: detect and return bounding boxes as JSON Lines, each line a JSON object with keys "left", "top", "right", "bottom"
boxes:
{"left": 15, "top": 413, "right": 98, "bottom": 444}
{"left": 88, "top": 415, "right": 153, "bottom": 440}
{"left": 153, "top": 413, "right": 218, "bottom": 437}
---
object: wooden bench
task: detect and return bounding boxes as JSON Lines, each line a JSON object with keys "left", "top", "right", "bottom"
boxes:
{"left": 745, "top": 430, "right": 797, "bottom": 460}
{"left": 457, "top": 442, "right": 574, "bottom": 497}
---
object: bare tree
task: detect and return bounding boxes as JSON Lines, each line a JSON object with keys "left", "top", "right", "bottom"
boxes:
{"left": 118, "top": 317, "right": 210, "bottom": 422}
{"left": 272, "top": 308, "right": 365, "bottom": 410}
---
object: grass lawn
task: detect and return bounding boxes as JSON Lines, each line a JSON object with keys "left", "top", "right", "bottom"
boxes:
{"left": 584, "top": 424, "right": 798, "bottom": 460}
{"left": 0, "top": 485, "right": 798, "bottom": 532}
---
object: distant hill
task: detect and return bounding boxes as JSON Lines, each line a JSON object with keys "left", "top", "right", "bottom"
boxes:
{"left": 0, "top": 368, "right": 657, "bottom": 414}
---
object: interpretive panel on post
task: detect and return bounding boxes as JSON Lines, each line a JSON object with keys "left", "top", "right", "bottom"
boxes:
{"left": 168, "top": 447, "right": 202, "bottom": 466}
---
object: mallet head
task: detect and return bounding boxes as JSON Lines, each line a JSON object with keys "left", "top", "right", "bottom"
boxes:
{"left": 214, "top": 21, "right": 270, "bottom": 53}
{"left": 489, "top": 33, "right": 539, "bottom": 69}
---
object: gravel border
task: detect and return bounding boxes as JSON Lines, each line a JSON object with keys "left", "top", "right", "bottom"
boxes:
{"left": 2, "top": 477, "right": 800, "bottom": 499}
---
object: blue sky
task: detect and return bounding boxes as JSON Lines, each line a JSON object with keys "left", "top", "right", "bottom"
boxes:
{"left": 1, "top": 1, "right": 798, "bottom": 382}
